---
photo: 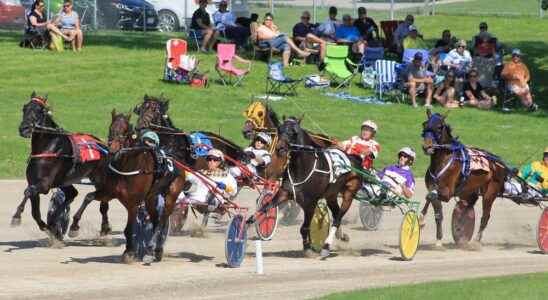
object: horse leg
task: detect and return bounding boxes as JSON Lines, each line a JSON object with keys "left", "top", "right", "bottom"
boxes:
{"left": 69, "top": 191, "right": 96, "bottom": 238}
{"left": 122, "top": 204, "right": 137, "bottom": 264}
{"left": 11, "top": 195, "right": 29, "bottom": 226}
{"left": 431, "top": 198, "right": 444, "bottom": 248}
{"left": 420, "top": 199, "right": 430, "bottom": 227}
{"left": 27, "top": 185, "right": 48, "bottom": 231}
{"left": 154, "top": 178, "right": 183, "bottom": 262}
{"left": 100, "top": 202, "right": 112, "bottom": 236}
{"left": 476, "top": 185, "right": 499, "bottom": 243}
{"left": 334, "top": 178, "right": 360, "bottom": 243}
{"left": 321, "top": 195, "right": 341, "bottom": 258}
{"left": 47, "top": 185, "right": 77, "bottom": 241}
{"left": 301, "top": 203, "right": 316, "bottom": 258}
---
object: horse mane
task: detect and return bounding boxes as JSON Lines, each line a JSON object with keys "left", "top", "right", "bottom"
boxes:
{"left": 265, "top": 104, "right": 280, "bottom": 127}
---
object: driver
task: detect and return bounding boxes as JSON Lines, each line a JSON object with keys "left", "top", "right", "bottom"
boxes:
{"left": 230, "top": 132, "right": 272, "bottom": 178}
{"left": 179, "top": 148, "right": 238, "bottom": 211}
{"left": 337, "top": 119, "right": 380, "bottom": 170}
{"left": 505, "top": 147, "right": 548, "bottom": 199}
{"left": 377, "top": 147, "right": 416, "bottom": 199}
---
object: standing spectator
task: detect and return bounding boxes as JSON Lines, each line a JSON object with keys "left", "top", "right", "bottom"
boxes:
{"left": 213, "top": 1, "right": 249, "bottom": 48}
{"left": 433, "top": 71, "right": 460, "bottom": 108}
{"left": 256, "top": 13, "right": 310, "bottom": 67}
{"left": 473, "top": 22, "right": 494, "bottom": 45}
{"left": 335, "top": 15, "right": 366, "bottom": 57}
{"left": 405, "top": 52, "right": 433, "bottom": 108}
{"left": 353, "top": 7, "right": 379, "bottom": 43}
{"left": 501, "top": 49, "right": 538, "bottom": 112}
{"left": 393, "top": 14, "right": 419, "bottom": 51}
{"left": 316, "top": 6, "right": 340, "bottom": 42}
{"left": 463, "top": 69, "right": 495, "bottom": 110}
{"left": 292, "top": 11, "right": 326, "bottom": 62}
{"left": 191, "top": 0, "right": 218, "bottom": 52}
{"left": 54, "top": 0, "right": 83, "bottom": 52}
{"left": 443, "top": 39, "right": 472, "bottom": 77}
{"left": 27, "top": 0, "right": 70, "bottom": 41}
{"left": 402, "top": 25, "right": 427, "bottom": 50}
{"left": 434, "top": 29, "right": 457, "bottom": 53}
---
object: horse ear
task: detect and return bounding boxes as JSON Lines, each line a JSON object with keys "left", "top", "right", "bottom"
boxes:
{"left": 31, "top": 91, "right": 36, "bottom": 98}
{"left": 111, "top": 109, "right": 117, "bottom": 120}
{"left": 127, "top": 109, "right": 132, "bottom": 121}
{"left": 282, "top": 115, "right": 286, "bottom": 121}
{"left": 44, "top": 93, "right": 48, "bottom": 101}
{"left": 143, "top": 94, "right": 149, "bottom": 101}
{"left": 298, "top": 113, "right": 305, "bottom": 124}
{"left": 164, "top": 100, "right": 170, "bottom": 111}
{"left": 133, "top": 105, "right": 140, "bottom": 114}
{"left": 426, "top": 108, "right": 432, "bottom": 119}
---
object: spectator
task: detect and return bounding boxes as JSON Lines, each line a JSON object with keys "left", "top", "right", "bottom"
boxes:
{"left": 53, "top": 0, "right": 83, "bottom": 52}
{"left": 443, "top": 39, "right": 472, "bottom": 77}
{"left": 501, "top": 49, "right": 538, "bottom": 112}
{"left": 472, "top": 21, "right": 501, "bottom": 54}
{"left": 473, "top": 22, "right": 494, "bottom": 45}
{"left": 316, "top": 6, "right": 340, "bottom": 42}
{"left": 393, "top": 14, "right": 420, "bottom": 50}
{"left": 335, "top": 14, "right": 366, "bottom": 57}
{"left": 353, "top": 7, "right": 379, "bottom": 43}
{"left": 433, "top": 71, "right": 460, "bottom": 108}
{"left": 236, "top": 13, "right": 258, "bottom": 29}
{"left": 402, "top": 25, "right": 427, "bottom": 50}
{"left": 191, "top": 0, "right": 218, "bottom": 52}
{"left": 28, "top": 0, "right": 70, "bottom": 41}
{"left": 405, "top": 52, "right": 433, "bottom": 108}
{"left": 463, "top": 69, "right": 495, "bottom": 110}
{"left": 256, "top": 13, "right": 310, "bottom": 67}
{"left": 292, "top": 11, "right": 326, "bottom": 62}
{"left": 213, "top": 1, "right": 249, "bottom": 48}
{"left": 427, "top": 48, "right": 443, "bottom": 75}
{"left": 434, "top": 29, "right": 457, "bottom": 53}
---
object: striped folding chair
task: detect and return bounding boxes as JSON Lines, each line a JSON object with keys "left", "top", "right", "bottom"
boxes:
{"left": 374, "top": 60, "right": 398, "bottom": 101}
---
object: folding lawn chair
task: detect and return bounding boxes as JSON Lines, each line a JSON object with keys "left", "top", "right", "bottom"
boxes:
{"left": 374, "top": 60, "right": 399, "bottom": 101}
{"left": 164, "top": 39, "right": 198, "bottom": 83}
{"left": 402, "top": 49, "right": 429, "bottom": 65}
{"left": 361, "top": 47, "right": 385, "bottom": 67}
{"left": 266, "top": 62, "right": 302, "bottom": 96}
{"left": 19, "top": 11, "right": 49, "bottom": 50}
{"left": 188, "top": 28, "right": 203, "bottom": 51}
{"left": 323, "top": 44, "right": 359, "bottom": 89}
{"left": 215, "top": 43, "right": 251, "bottom": 86}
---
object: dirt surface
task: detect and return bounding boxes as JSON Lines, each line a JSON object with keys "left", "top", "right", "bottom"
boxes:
{"left": 2, "top": 179, "right": 548, "bottom": 300}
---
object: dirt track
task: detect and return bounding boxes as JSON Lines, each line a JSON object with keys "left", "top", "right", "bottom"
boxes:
{"left": 2, "top": 179, "right": 548, "bottom": 300}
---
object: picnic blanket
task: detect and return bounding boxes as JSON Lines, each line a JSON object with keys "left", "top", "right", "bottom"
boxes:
{"left": 323, "top": 92, "right": 391, "bottom": 105}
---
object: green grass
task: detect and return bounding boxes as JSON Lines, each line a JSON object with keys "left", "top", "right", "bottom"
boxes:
{"left": 320, "top": 272, "right": 548, "bottom": 300}
{"left": 0, "top": 14, "right": 546, "bottom": 178}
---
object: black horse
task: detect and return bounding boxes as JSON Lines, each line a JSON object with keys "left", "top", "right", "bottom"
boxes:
{"left": 251, "top": 117, "right": 362, "bottom": 258}
{"left": 13, "top": 92, "right": 109, "bottom": 241}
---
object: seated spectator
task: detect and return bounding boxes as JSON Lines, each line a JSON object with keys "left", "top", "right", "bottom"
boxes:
{"left": 402, "top": 25, "right": 427, "bottom": 50}
{"left": 53, "top": 0, "right": 83, "bottom": 52}
{"left": 433, "top": 71, "right": 460, "bottom": 108}
{"left": 236, "top": 13, "right": 258, "bottom": 29}
{"left": 27, "top": 0, "right": 70, "bottom": 41}
{"left": 191, "top": 0, "right": 218, "bottom": 52}
{"left": 427, "top": 48, "right": 444, "bottom": 77}
{"left": 405, "top": 52, "right": 433, "bottom": 108}
{"left": 256, "top": 13, "right": 310, "bottom": 67}
{"left": 501, "top": 49, "right": 538, "bottom": 112}
{"left": 354, "top": 7, "right": 379, "bottom": 43}
{"left": 443, "top": 39, "right": 472, "bottom": 77}
{"left": 463, "top": 69, "right": 495, "bottom": 110}
{"left": 292, "top": 11, "right": 326, "bottom": 62}
{"left": 335, "top": 15, "right": 366, "bottom": 57}
{"left": 316, "top": 6, "right": 340, "bottom": 42}
{"left": 393, "top": 14, "right": 420, "bottom": 51}
{"left": 213, "top": 1, "right": 249, "bottom": 48}
{"left": 434, "top": 29, "right": 457, "bottom": 53}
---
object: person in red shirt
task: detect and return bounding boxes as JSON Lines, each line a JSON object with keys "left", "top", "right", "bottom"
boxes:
{"left": 337, "top": 120, "right": 380, "bottom": 170}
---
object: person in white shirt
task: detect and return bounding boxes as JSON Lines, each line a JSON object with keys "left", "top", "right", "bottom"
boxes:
{"left": 212, "top": 0, "right": 249, "bottom": 47}
{"left": 316, "top": 6, "right": 340, "bottom": 42}
{"left": 179, "top": 149, "right": 238, "bottom": 212}
{"left": 443, "top": 39, "right": 472, "bottom": 77}
{"left": 230, "top": 132, "right": 272, "bottom": 178}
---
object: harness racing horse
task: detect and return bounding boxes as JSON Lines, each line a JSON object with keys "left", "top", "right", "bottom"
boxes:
{"left": 69, "top": 111, "right": 186, "bottom": 263}
{"left": 421, "top": 109, "right": 508, "bottom": 246}
{"left": 250, "top": 117, "right": 362, "bottom": 258}
{"left": 13, "top": 93, "right": 108, "bottom": 241}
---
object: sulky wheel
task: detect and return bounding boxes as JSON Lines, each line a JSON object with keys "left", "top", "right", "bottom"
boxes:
{"left": 451, "top": 201, "right": 476, "bottom": 245}
{"left": 310, "top": 200, "right": 331, "bottom": 253}
{"left": 225, "top": 214, "right": 248, "bottom": 268}
{"left": 399, "top": 210, "right": 421, "bottom": 260}
{"left": 168, "top": 204, "right": 189, "bottom": 236}
{"left": 537, "top": 208, "right": 548, "bottom": 254}
{"left": 255, "top": 192, "right": 279, "bottom": 241}
{"left": 359, "top": 202, "right": 383, "bottom": 231}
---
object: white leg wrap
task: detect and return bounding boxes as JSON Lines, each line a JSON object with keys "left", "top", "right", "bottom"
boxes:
{"left": 325, "top": 226, "right": 337, "bottom": 246}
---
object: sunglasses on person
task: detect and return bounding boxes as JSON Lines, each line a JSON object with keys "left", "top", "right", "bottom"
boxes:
{"left": 63, "top": 4, "right": 71, "bottom": 7}
{"left": 301, "top": 16, "right": 310, "bottom": 20}
{"left": 265, "top": 18, "right": 273, "bottom": 21}
{"left": 206, "top": 156, "right": 221, "bottom": 162}
{"left": 457, "top": 45, "right": 465, "bottom": 48}
{"left": 469, "top": 73, "right": 477, "bottom": 78}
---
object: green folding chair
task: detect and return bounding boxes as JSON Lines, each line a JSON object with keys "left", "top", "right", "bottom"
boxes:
{"left": 323, "top": 44, "right": 359, "bottom": 89}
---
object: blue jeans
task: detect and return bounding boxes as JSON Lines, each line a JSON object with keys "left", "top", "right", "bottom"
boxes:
{"left": 260, "top": 34, "right": 289, "bottom": 51}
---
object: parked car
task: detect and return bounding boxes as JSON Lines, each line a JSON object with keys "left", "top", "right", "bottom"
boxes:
{"left": 96, "top": 0, "right": 158, "bottom": 31}
{"left": 0, "top": 0, "right": 26, "bottom": 28}
{"left": 150, "top": 0, "right": 249, "bottom": 32}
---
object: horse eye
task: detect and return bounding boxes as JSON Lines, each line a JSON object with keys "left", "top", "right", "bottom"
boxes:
{"left": 257, "top": 112, "right": 263, "bottom": 117}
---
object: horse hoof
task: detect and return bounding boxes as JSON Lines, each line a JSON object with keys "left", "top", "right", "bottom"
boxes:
{"left": 68, "top": 229, "right": 79, "bottom": 238}
{"left": 100, "top": 224, "right": 112, "bottom": 236}
{"left": 338, "top": 233, "right": 350, "bottom": 242}
{"left": 10, "top": 217, "right": 22, "bottom": 227}
{"left": 154, "top": 249, "right": 164, "bottom": 262}
{"left": 419, "top": 215, "right": 426, "bottom": 228}
{"left": 121, "top": 252, "right": 135, "bottom": 264}
{"left": 433, "top": 241, "right": 445, "bottom": 250}
{"left": 303, "top": 249, "right": 318, "bottom": 258}
{"left": 319, "top": 248, "right": 330, "bottom": 259}
{"left": 142, "top": 255, "right": 154, "bottom": 265}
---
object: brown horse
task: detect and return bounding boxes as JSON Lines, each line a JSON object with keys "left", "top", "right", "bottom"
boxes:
{"left": 250, "top": 117, "right": 362, "bottom": 258}
{"left": 421, "top": 109, "right": 508, "bottom": 246}
{"left": 69, "top": 110, "right": 186, "bottom": 262}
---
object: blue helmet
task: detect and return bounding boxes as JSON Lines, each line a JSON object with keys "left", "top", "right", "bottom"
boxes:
{"left": 142, "top": 131, "right": 160, "bottom": 146}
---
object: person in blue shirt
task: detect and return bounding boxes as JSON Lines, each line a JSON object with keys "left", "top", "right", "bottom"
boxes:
{"left": 335, "top": 14, "right": 366, "bottom": 57}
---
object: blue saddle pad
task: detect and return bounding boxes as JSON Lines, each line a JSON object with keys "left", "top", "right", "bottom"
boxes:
{"left": 190, "top": 132, "right": 213, "bottom": 157}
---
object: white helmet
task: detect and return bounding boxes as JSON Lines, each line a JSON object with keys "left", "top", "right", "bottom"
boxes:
{"left": 207, "top": 148, "right": 224, "bottom": 162}
{"left": 256, "top": 132, "right": 272, "bottom": 145}
{"left": 361, "top": 120, "right": 378, "bottom": 132}
{"left": 398, "top": 147, "right": 416, "bottom": 161}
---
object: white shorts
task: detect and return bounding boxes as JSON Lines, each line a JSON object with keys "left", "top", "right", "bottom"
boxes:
{"left": 508, "top": 84, "right": 529, "bottom": 94}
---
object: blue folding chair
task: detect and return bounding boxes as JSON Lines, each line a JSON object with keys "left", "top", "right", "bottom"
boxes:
{"left": 361, "top": 47, "right": 385, "bottom": 67}
{"left": 402, "top": 48, "right": 429, "bottom": 65}
{"left": 266, "top": 62, "right": 302, "bottom": 96}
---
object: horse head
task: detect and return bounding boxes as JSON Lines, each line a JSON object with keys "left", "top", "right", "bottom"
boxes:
{"left": 241, "top": 101, "right": 281, "bottom": 140}
{"left": 135, "top": 94, "right": 171, "bottom": 130}
{"left": 276, "top": 116, "right": 306, "bottom": 156}
{"left": 19, "top": 92, "right": 58, "bottom": 138}
{"left": 422, "top": 109, "right": 452, "bottom": 155}
{"left": 108, "top": 109, "right": 134, "bottom": 153}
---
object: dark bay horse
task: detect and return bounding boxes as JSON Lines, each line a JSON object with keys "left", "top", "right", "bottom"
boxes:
{"left": 13, "top": 93, "right": 108, "bottom": 241}
{"left": 250, "top": 117, "right": 362, "bottom": 258}
{"left": 421, "top": 109, "right": 508, "bottom": 246}
{"left": 69, "top": 110, "right": 186, "bottom": 262}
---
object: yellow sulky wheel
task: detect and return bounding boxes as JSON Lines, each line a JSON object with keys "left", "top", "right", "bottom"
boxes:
{"left": 399, "top": 210, "right": 420, "bottom": 260}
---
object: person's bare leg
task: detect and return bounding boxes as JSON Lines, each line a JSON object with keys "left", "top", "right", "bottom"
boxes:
{"left": 282, "top": 49, "right": 290, "bottom": 67}
{"left": 47, "top": 23, "right": 71, "bottom": 40}
{"left": 76, "top": 29, "right": 83, "bottom": 51}
{"left": 208, "top": 30, "right": 219, "bottom": 49}
{"left": 201, "top": 29, "right": 213, "bottom": 51}
{"left": 307, "top": 34, "right": 325, "bottom": 61}
{"left": 425, "top": 83, "right": 433, "bottom": 106}
{"left": 445, "top": 88, "right": 459, "bottom": 108}
{"left": 409, "top": 81, "right": 417, "bottom": 107}
{"left": 520, "top": 91, "right": 533, "bottom": 107}
{"left": 286, "top": 38, "right": 309, "bottom": 57}
{"left": 477, "top": 99, "right": 493, "bottom": 109}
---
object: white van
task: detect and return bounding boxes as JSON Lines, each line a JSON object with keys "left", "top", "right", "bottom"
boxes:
{"left": 150, "top": 0, "right": 249, "bottom": 32}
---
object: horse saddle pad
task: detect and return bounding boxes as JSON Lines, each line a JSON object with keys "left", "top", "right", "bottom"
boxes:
{"left": 189, "top": 132, "right": 213, "bottom": 157}
{"left": 324, "top": 148, "right": 352, "bottom": 183}
{"left": 468, "top": 148, "right": 491, "bottom": 172}
{"left": 68, "top": 134, "right": 107, "bottom": 163}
